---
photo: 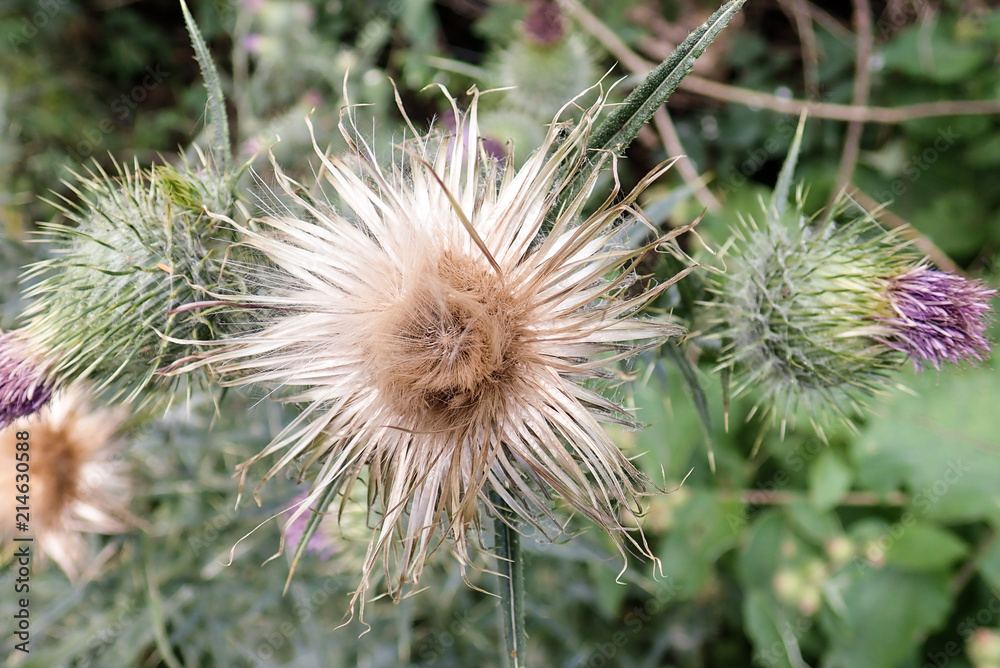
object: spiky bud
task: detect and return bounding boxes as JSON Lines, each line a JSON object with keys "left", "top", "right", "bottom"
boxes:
{"left": 711, "top": 211, "right": 994, "bottom": 423}
{"left": 19, "top": 157, "right": 236, "bottom": 402}
{"left": 523, "top": 0, "right": 565, "bottom": 46}
{"left": 478, "top": 6, "right": 599, "bottom": 162}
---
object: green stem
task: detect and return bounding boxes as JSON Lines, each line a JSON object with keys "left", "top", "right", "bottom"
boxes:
{"left": 491, "top": 491, "right": 526, "bottom": 668}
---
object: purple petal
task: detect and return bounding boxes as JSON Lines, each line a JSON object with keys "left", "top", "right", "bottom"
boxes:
{"left": 0, "top": 332, "right": 54, "bottom": 427}
{"left": 877, "top": 266, "right": 995, "bottom": 370}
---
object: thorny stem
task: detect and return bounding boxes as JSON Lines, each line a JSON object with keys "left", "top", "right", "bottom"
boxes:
{"left": 491, "top": 491, "right": 526, "bottom": 668}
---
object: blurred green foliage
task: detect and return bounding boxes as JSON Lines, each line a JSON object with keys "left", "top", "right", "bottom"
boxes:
{"left": 2, "top": 1, "right": 999, "bottom": 667}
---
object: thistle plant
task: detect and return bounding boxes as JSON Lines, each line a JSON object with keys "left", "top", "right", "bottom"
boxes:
{"left": 709, "top": 117, "right": 995, "bottom": 431}
{"left": 3, "top": 0, "right": 754, "bottom": 661}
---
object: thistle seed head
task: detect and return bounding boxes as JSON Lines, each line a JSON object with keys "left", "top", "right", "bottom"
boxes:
{"left": 179, "top": 86, "right": 692, "bottom": 617}
{"left": 0, "top": 383, "right": 130, "bottom": 580}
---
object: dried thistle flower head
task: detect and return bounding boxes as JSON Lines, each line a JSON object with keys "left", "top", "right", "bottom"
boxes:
{"left": 185, "top": 87, "right": 692, "bottom": 615}
{"left": 19, "top": 155, "right": 235, "bottom": 403}
{"left": 0, "top": 384, "right": 131, "bottom": 580}
{"left": 711, "top": 203, "right": 995, "bottom": 430}
{"left": 0, "top": 330, "right": 54, "bottom": 427}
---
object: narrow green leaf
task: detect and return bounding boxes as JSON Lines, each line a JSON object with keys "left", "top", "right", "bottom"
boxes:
{"left": 663, "top": 343, "right": 716, "bottom": 471}
{"left": 146, "top": 562, "right": 184, "bottom": 668}
{"left": 768, "top": 111, "right": 807, "bottom": 225}
{"left": 179, "top": 0, "right": 232, "bottom": 176}
{"left": 588, "top": 0, "right": 745, "bottom": 157}
{"left": 284, "top": 481, "right": 340, "bottom": 593}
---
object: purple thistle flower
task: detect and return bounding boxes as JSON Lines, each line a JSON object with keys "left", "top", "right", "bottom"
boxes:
{"left": 879, "top": 266, "right": 995, "bottom": 370}
{"left": 0, "top": 332, "right": 54, "bottom": 428}
{"left": 523, "top": 0, "right": 565, "bottom": 47}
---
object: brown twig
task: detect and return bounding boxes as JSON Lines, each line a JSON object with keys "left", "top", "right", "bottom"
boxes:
{"left": 825, "top": 0, "right": 874, "bottom": 217}
{"left": 652, "top": 108, "right": 721, "bottom": 211}
{"left": 802, "top": 0, "right": 854, "bottom": 42}
{"left": 777, "top": 0, "right": 822, "bottom": 99}
{"left": 849, "top": 187, "right": 960, "bottom": 273}
{"left": 559, "top": 0, "right": 647, "bottom": 72}
{"left": 561, "top": 0, "right": 1000, "bottom": 124}
{"left": 678, "top": 75, "right": 1000, "bottom": 123}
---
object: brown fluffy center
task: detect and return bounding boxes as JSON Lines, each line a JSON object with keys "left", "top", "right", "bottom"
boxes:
{"left": 24, "top": 424, "right": 81, "bottom": 528}
{"left": 371, "top": 251, "right": 524, "bottom": 431}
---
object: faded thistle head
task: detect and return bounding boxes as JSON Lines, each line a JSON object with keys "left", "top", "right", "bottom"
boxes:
{"left": 19, "top": 153, "right": 236, "bottom": 403}
{"left": 710, "top": 200, "right": 994, "bottom": 429}
{"left": 1, "top": 383, "right": 131, "bottom": 580}
{"left": 179, "top": 87, "right": 692, "bottom": 616}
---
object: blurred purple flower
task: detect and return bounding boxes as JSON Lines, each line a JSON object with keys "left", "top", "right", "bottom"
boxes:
{"left": 523, "top": 0, "right": 565, "bottom": 46}
{"left": 241, "top": 33, "right": 263, "bottom": 54}
{"left": 879, "top": 266, "right": 995, "bottom": 370}
{"left": 241, "top": 0, "right": 265, "bottom": 14}
{"left": 0, "top": 332, "right": 53, "bottom": 428}
{"left": 283, "top": 493, "right": 337, "bottom": 560}
{"left": 440, "top": 110, "right": 506, "bottom": 161}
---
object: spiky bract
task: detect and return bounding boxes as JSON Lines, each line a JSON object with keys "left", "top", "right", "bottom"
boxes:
{"left": 20, "top": 156, "right": 235, "bottom": 403}
{"left": 185, "top": 88, "right": 691, "bottom": 615}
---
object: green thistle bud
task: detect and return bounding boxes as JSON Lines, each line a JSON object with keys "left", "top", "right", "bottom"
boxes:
{"left": 710, "top": 204, "right": 994, "bottom": 428}
{"left": 478, "top": 1, "right": 598, "bottom": 162}
{"left": 708, "top": 115, "right": 993, "bottom": 431}
{"left": 20, "top": 156, "right": 236, "bottom": 402}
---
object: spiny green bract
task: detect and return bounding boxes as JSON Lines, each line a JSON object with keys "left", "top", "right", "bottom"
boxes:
{"left": 20, "top": 155, "right": 237, "bottom": 403}
{"left": 709, "top": 203, "right": 915, "bottom": 428}
{"left": 491, "top": 33, "right": 598, "bottom": 119}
